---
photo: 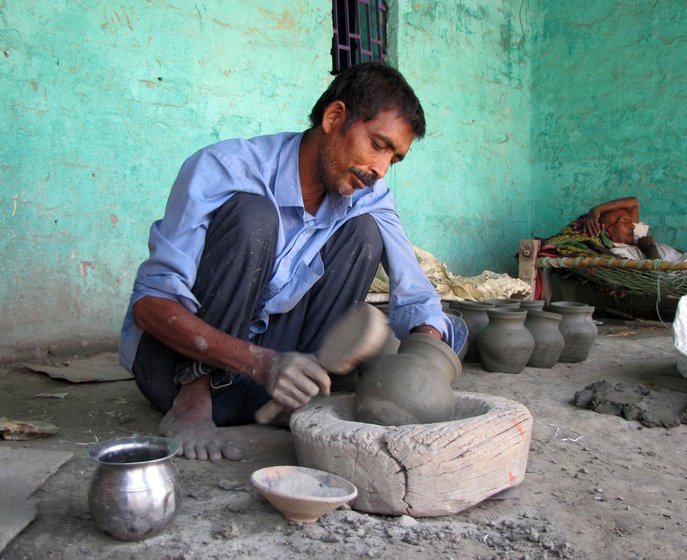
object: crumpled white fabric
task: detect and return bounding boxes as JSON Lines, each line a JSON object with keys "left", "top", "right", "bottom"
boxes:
{"left": 369, "top": 246, "right": 531, "bottom": 301}
{"left": 673, "top": 295, "right": 687, "bottom": 378}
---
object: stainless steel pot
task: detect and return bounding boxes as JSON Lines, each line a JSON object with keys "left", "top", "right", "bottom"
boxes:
{"left": 88, "top": 435, "right": 181, "bottom": 541}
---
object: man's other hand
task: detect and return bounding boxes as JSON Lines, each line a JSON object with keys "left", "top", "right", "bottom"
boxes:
{"left": 264, "top": 352, "right": 331, "bottom": 410}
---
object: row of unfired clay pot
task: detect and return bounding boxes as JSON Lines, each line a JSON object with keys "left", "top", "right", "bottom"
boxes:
{"left": 448, "top": 299, "right": 598, "bottom": 374}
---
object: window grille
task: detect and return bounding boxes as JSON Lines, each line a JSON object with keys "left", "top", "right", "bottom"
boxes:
{"left": 332, "top": 0, "right": 388, "bottom": 74}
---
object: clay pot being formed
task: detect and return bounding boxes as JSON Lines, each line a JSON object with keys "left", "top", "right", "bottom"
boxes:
{"left": 477, "top": 308, "right": 534, "bottom": 374}
{"left": 549, "top": 301, "right": 597, "bottom": 363}
{"left": 354, "top": 333, "right": 461, "bottom": 426}
{"left": 397, "top": 333, "right": 462, "bottom": 385}
{"left": 449, "top": 301, "right": 495, "bottom": 363}
{"left": 524, "top": 310, "right": 565, "bottom": 368}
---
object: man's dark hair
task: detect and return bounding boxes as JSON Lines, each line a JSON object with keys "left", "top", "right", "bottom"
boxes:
{"left": 309, "top": 62, "right": 426, "bottom": 138}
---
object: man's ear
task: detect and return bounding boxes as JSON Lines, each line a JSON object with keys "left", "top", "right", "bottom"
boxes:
{"left": 321, "top": 101, "right": 347, "bottom": 134}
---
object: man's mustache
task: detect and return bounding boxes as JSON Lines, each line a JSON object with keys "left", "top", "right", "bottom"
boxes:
{"left": 351, "top": 168, "right": 377, "bottom": 187}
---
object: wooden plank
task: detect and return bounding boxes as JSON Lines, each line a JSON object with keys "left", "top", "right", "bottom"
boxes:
{"left": 518, "top": 240, "right": 541, "bottom": 298}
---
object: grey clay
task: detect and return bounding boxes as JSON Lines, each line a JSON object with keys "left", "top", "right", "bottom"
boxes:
{"left": 354, "top": 333, "right": 462, "bottom": 426}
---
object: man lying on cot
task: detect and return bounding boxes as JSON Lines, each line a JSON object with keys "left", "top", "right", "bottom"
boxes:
{"left": 542, "top": 196, "right": 686, "bottom": 263}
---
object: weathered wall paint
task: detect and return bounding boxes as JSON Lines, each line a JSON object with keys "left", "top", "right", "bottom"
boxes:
{"left": 391, "top": 0, "right": 532, "bottom": 276}
{"left": 530, "top": 1, "right": 687, "bottom": 247}
{"left": 0, "top": 1, "right": 332, "bottom": 357}
{"left": 1, "top": 0, "right": 684, "bottom": 358}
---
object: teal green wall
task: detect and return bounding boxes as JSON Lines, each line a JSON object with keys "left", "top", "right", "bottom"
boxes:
{"left": 1, "top": 0, "right": 684, "bottom": 358}
{"left": 531, "top": 1, "right": 687, "bottom": 247}
{"left": 390, "top": 0, "right": 531, "bottom": 275}
{"left": 1, "top": 0, "right": 332, "bottom": 357}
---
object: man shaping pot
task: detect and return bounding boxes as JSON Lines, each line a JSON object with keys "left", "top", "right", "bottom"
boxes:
{"left": 119, "top": 62, "right": 464, "bottom": 462}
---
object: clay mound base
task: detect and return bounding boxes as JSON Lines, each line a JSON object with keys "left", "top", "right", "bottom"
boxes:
{"left": 290, "top": 391, "right": 532, "bottom": 517}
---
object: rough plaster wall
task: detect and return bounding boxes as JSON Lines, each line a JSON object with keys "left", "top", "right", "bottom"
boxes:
{"left": 530, "top": 1, "right": 687, "bottom": 247}
{"left": 0, "top": 0, "right": 533, "bottom": 358}
{"left": 0, "top": 0, "right": 331, "bottom": 357}
{"left": 390, "top": 0, "right": 532, "bottom": 276}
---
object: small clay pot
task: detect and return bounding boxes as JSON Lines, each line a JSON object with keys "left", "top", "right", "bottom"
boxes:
{"left": 524, "top": 310, "right": 565, "bottom": 368}
{"left": 477, "top": 308, "right": 534, "bottom": 374}
{"left": 518, "top": 300, "right": 545, "bottom": 312}
{"left": 449, "top": 301, "right": 495, "bottom": 363}
{"left": 483, "top": 299, "right": 521, "bottom": 309}
{"left": 549, "top": 301, "right": 597, "bottom": 363}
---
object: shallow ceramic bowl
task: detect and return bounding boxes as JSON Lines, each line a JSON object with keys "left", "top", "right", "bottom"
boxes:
{"left": 250, "top": 465, "right": 358, "bottom": 522}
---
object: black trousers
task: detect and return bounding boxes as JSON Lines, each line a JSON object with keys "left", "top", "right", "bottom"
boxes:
{"left": 133, "top": 193, "right": 383, "bottom": 425}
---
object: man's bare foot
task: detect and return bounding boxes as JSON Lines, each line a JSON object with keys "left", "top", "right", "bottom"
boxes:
{"left": 160, "top": 377, "right": 242, "bottom": 462}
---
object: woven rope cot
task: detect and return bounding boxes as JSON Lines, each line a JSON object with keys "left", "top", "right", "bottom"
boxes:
{"left": 536, "top": 256, "right": 687, "bottom": 298}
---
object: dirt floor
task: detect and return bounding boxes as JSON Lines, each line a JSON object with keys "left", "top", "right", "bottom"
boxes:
{"left": 1, "top": 319, "right": 686, "bottom": 560}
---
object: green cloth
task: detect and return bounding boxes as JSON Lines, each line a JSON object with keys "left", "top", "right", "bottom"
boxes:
{"left": 544, "top": 216, "right": 616, "bottom": 257}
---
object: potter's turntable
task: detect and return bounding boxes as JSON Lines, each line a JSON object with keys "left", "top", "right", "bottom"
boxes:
{"left": 290, "top": 391, "right": 532, "bottom": 517}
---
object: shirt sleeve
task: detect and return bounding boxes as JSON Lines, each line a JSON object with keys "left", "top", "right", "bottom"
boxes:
{"left": 132, "top": 146, "right": 267, "bottom": 313}
{"left": 369, "top": 197, "right": 457, "bottom": 350}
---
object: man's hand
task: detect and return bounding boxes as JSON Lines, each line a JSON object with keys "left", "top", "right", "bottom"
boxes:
{"left": 411, "top": 324, "right": 443, "bottom": 340}
{"left": 583, "top": 209, "right": 602, "bottom": 237}
{"left": 637, "top": 236, "right": 660, "bottom": 259}
{"left": 263, "top": 352, "right": 331, "bottom": 410}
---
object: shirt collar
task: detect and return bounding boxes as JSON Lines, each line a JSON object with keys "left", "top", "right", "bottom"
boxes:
{"left": 272, "top": 132, "right": 377, "bottom": 222}
{"left": 273, "top": 132, "right": 306, "bottom": 208}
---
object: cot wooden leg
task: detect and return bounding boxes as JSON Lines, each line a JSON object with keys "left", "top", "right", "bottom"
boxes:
{"left": 518, "top": 240, "right": 541, "bottom": 299}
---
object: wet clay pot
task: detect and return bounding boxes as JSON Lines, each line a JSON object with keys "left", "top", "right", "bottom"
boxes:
{"left": 477, "top": 308, "right": 534, "bottom": 374}
{"left": 449, "top": 301, "right": 495, "bottom": 363}
{"left": 549, "top": 301, "right": 597, "bottom": 363}
{"left": 524, "top": 310, "right": 565, "bottom": 368}
{"left": 354, "top": 333, "right": 462, "bottom": 426}
{"left": 518, "top": 300, "right": 545, "bottom": 312}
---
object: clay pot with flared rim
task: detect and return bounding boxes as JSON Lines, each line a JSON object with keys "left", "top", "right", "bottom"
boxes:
{"left": 518, "top": 300, "right": 545, "bottom": 312}
{"left": 354, "top": 333, "right": 460, "bottom": 426}
{"left": 483, "top": 299, "right": 521, "bottom": 309}
{"left": 549, "top": 301, "right": 597, "bottom": 363}
{"left": 448, "top": 301, "right": 495, "bottom": 362}
{"left": 524, "top": 310, "right": 565, "bottom": 368}
{"left": 477, "top": 308, "right": 534, "bottom": 374}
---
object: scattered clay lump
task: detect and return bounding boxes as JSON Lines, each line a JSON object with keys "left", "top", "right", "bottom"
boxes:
{"left": 573, "top": 379, "right": 687, "bottom": 428}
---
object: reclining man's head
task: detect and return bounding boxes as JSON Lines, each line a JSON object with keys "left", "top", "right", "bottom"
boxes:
{"left": 599, "top": 209, "right": 636, "bottom": 244}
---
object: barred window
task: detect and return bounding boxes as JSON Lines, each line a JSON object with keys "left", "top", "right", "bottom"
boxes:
{"left": 332, "top": 0, "right": 388, "bottom": 74}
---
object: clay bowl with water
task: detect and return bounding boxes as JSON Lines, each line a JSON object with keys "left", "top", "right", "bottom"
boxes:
{"left": 251, "top": 465, "right": 358, "bottom": 523}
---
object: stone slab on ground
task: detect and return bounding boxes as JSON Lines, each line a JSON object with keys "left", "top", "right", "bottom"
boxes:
{"left": 0, "top": 447, "right": 73, "bottom": 553}
{"left": 25, "top": 353, "right": 132, "bottom": 383}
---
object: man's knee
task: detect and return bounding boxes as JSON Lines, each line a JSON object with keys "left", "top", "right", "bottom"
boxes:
{"left": 205, "top": 193, "right": 278, "bottom": 254}
{"left": 336, "top": 214, "right": 383, "bottom": 260}
{"left": 228, "top": 193, "right": 278, "bottom": 231}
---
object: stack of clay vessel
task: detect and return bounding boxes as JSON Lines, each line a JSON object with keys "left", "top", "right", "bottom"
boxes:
{"left": 524, "top": 310, "right": 565, "bottom": 368}
{"left": 448, "top": 301, "right": 495, "bottom": 362}
{"left": 549, "top": 301, "right": 598, "bottom": 362}
{"left": 477, "top": 308, "right": 534, "bottom": 374}
{"left": 354, "top": 332, "right": 462, "bottom": 426}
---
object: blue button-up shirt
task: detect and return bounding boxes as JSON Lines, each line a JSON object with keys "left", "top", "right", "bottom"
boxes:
{"left": 119, "top": 132, "right": 460, "bottom": 371}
